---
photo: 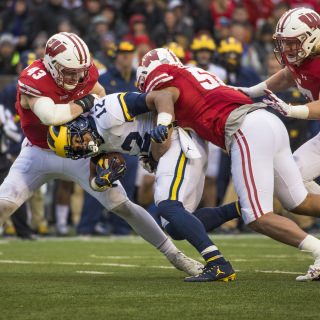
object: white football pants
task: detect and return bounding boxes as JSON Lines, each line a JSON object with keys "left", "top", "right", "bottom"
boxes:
{"left": 230, "top": 109, "right": 308, "bottom": 224}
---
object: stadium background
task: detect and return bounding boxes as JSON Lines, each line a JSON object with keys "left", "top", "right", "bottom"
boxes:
{"left": 1, "top": 1, "right": 320, "bottom": 319}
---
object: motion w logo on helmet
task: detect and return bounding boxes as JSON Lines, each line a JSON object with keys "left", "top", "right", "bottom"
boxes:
{"left": 46, "top": 39, "right": 67, "bottom": 58}
{"left": 141, "top": 51, "right": 160, "bottom": 67}
{"left": 299, "top": 12, "right": 320, "bottom": 29}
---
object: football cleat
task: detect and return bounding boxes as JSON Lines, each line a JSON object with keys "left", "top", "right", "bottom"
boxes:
{"left": 184, "top": 261, "right": 236, "bottom": 282}
{"left": 167, "top": 251, "right": 204, "bottom": 276}
{"left": 296, "top": 265, "right": 320, "bottom": 281}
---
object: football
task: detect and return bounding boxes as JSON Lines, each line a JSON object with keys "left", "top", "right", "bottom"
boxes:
{"left": 96, "top": 152, "right": 126, "bottom": 172}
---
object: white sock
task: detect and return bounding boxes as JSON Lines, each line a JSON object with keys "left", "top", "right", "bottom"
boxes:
{"left": 55, "top": 204, "right": 69, "bottom": 227}
{"left": 201, "top": 245, "right": 219, "bottom": 256}
{"left": 299, "top": 235, "right": 320, "bottom": 261}
{"left": 158, "top": 238, "right": 179, "bottom": 257}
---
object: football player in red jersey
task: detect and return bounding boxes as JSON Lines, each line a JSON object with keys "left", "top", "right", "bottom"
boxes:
{"left": 0, "top": 32, "right": 205, "bottom": 277}
{"left": 235, "top": 7, "right": 320, "bottom": 281}
{"left": 137, "top": 46, "right": 320, "bottom": 281}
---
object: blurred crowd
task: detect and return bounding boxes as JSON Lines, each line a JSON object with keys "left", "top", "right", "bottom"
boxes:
{"left": 1, "top": 0, "right": 320, "bottom": 239}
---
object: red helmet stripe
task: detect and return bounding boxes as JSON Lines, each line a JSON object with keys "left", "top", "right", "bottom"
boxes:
{"left": 278, "top": 8, "right": 300, "bottom": 32}
{"left": 61, "top": 33, "right": 86, "bottom": 64}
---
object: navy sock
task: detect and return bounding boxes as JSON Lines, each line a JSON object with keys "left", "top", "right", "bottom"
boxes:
{"left": 158, "top": 200, "right": 216, "bottom": 253}
{"left": 193, "top": 201, "right": 241, "bottom": 232}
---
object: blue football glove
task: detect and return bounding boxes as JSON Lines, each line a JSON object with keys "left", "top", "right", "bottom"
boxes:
{"left": 95, "top": 158, "right": 127, "bottom": 188}
{"left": 151, "top": 124, "right": 169, "bottom": 143}
{"left": 150, "top": 122, "right": 176, "bottom": 144}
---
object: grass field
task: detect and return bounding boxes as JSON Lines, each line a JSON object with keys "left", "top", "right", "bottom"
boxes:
{"left": 0, "top": 234, "right": 319, "bottom": 320}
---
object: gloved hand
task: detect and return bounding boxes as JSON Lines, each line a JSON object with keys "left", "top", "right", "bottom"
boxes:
{"left": 139, "top": 154, "right": 158, "bottom": 173}
{"left": 262, "top": 89, "right": 291, "bottom": 116}
{"left": 95, "top": 158, "right": 127, "bottom": 188}
{"left": 150, "top": 122, "right": 175, "bottom": 144}
{"left": 150, "top": 124, "right": 169, "bottom": 143}
{"left": 74, "top": 94, "right": 95, "bottom": 113}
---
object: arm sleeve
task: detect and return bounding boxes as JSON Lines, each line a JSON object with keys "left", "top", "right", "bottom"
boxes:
{"left": 122, "top": 92, "right": 149, "bottom": 118}
{"left": 32, "top": 97, "right": 73, "bottom": 126}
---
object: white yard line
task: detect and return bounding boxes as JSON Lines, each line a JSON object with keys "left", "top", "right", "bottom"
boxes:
{"left": 0, "top": 259, "right": 175, "bottom": 270}
{"left": 76, "top": 271, "right": 113, "bottom": 275}
{"left": 255, "top": 269, "right": 302, "bottom": 275}
{"left": 90, "top": 254, "right": 145, "bottom": 259}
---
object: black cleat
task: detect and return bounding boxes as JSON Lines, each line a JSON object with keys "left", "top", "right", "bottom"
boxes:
{"left": 184, "top": 261, "right": 236, "bottom": 282}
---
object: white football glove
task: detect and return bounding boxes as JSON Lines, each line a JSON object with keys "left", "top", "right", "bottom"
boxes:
{"left": 263, "top": 89, "right": 309, "bottom": 119}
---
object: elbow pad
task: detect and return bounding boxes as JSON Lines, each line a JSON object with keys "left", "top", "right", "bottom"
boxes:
{"left": 32, "top": 97, "right": 73, "bottom": 126}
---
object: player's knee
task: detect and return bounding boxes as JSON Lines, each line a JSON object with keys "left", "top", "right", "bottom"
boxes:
{"left": 248, "top": 213, "right": 276, "bottom": 233}
{"left": 164, "top": 223, "right": 185, "bottom": 240}
{"left": 112, "top": 200, "right": 134, "bottom": 219}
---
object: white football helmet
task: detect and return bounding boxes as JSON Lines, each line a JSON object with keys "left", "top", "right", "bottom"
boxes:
{"left": 43, "top": 32, "right": 92, "bottom": 91}
{"left": 273, "top": 7, "right": 320, "bottom": 65}
{"left": 136, "top": 48, "right": 183, "bottom": 92}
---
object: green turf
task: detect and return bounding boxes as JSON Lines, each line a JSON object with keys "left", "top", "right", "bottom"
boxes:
{"left": 0, "top": 234, "right": 319, "bottom": 320}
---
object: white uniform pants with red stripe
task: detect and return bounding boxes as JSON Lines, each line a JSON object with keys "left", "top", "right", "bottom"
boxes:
{"left": 230, "top": 109, "right": 307, "bottom": 224}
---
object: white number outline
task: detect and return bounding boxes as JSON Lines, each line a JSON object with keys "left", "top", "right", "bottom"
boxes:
{"left": 185, "top": 67, "right": 225, "bottom": 90}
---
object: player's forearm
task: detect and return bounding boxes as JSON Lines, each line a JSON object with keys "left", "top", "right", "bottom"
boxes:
{"left": 90, "top": 82, "right": 106, "bottom": 97}
{"left": 31, "top": 97, "right": 83, "bottom": 126}
{"left": 151, "top": 135, "right": 172, "bottom": 161}
{"left": 306, "top": 101, "right": 320, "bottom": 119}
{"left": 146, "top": 90, "right": 177, "bottom": 117}
{"left": 265, "top": 68, "right": 295, "bottom": 93}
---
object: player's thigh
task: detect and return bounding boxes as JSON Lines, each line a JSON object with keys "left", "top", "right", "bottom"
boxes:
{"left": 154, "top": 132, "right": 207, "bottom": 212}
{"left": 293, "top": 133, "right": 320, "bottom": 181}
{"left": 0, "top": 146, "right": 48, "bottom": 206}
{"left": 63, "top": 157, "right": 129, "bottom": 211}
{"left": 231, "top": 110, "right": 277, "bottom": 224}
{"left": 274, "top": 145, "right": 307, "bottom": 210}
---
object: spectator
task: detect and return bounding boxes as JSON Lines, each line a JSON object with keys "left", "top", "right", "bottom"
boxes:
{"left": 0, "top": 33, "right": 20, "bottom": 75}
{"left": 28, "top": 0, "right": 71, "bottom": 42}
{"left": 124, "top": 14, "right": 149, "bottom": 46}
{"left": 85, "top": 14, "right": 114, "bottom": 55}
{"left": 1, "top": 0, "right": 31, "bottom": 51}
{"left": 189, "top": 34, "right": 227, "bottom": 82}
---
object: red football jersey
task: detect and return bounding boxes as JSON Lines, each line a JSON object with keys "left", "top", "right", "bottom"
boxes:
{"left": 286, "top": 57, "right": 320, "bottom": 102}
{"left": 16, "top": 59, "right": 99, "bottom": 148}
{"left": 144, "top": 65, "right": 253, "bottom": 149}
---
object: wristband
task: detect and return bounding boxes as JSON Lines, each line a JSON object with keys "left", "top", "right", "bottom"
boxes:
{"left": 157, "top": 112, "right": 172, "bottom": 126}
{"left": 90, "top": 177, "right": 108, "bottom": 192}
{"left": 289, "top": 105, "right": 309, "bottom": 119}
